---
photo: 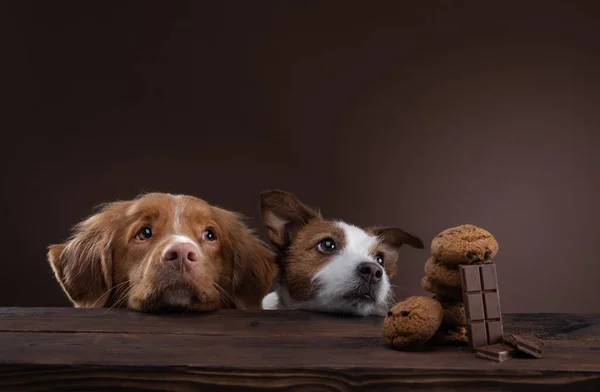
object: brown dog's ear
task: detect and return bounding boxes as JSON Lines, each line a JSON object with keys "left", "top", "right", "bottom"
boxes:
{"left": 212, "top": 207, "right": 277, "bottom": 309}
{"left": 47, "top": 201, "right": 130, "bottom": 308}
{"left": 368, "top": 227, "right": 424, "bottom": 277}
{"left": 260, "top": 190, "right": 320, "bottom": 248}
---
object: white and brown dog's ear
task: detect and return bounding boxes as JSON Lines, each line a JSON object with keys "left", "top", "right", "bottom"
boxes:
{"left": 211, "top": 207, "right": 277, "bottom": 309}
{"left": 368, "top": 227, "right": 424, "bottom": 277}
{"left": 47, "top": 201, "right": 131, "bottom": 308}
{"left": 370, "top": 227, "right": 424, "bottom": 250}
{"left": 260, "top": 190, "right": 320, "bottom": 248}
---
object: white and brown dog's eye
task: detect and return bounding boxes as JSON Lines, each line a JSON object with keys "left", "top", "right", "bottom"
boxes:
{"left": 375, "top": 253, "right": 384, "bottom": 265}
{"left": 202, "top": 229, "right": 217, "bottom": 241}
{"left": 317, "top": 238, "right": 336, "bottom": 253}
{"left": 135, "top": 226, "right": 153, "bottom": 241}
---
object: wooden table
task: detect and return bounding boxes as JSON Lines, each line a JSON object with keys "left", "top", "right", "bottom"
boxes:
{"left": 0, "top": 308, "right": 598, "bottom": 391}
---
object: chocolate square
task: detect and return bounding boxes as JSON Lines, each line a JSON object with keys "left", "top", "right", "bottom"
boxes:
{"left": 484, "top": 292, "right": 501, "bottom": 319}
{"left": 475, "top": 343, "right": 515, "bottom": 362}
{"left": 503, "top": 333, "right": 545, "bottom": 358}
{"left": 486, "top": 320, "right": 503, "bottom": 344}
{"left": 480, "top": 264, "right": 498, "bottom": 291}
{"left": 465, "top": 293, "right": 485, "bottom": 321}
{"left": 468, "top": 321, "right": 488, "bottom": 349}
{"left": 460, "top": 265, "right": 482, "bottom": 292}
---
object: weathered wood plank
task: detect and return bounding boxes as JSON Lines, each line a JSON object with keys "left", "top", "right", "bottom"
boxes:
{"left": 0, "top": 366, "right": 599, "bottom": 391}
{"left": 0, "top": 332, "right": 598, "bottom": 371}
{"left": 0, "top": 308, "right": 598, "bottom": 340}
{"left": 0, "top": 307, "right": 385, "bottom": 337}
{"left": 0, "top": 308, "right": 598, "bottom": 391}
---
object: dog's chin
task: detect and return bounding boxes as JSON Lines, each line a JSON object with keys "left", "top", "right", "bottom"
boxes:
{"left": 129, "top": 283, "right": 221, "bottom": 313}
{"left": 345, "top": 298, "right": 390, "bottom": 317}
{"left": 309, "top": 283, "right": 392, "bottom": 317}
{"left": 340, "top": 283, "right": 392, "bottom": 316}
{"left": 341, "top": 282, "right": 380, "bottom": 303}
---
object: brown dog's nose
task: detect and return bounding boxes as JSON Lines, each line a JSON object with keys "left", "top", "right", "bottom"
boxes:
{"left": 357, "top": 262, "right": 383, "bottom": 283}
{"left": 162, "top": 242, "right": 199, "bottom": 269}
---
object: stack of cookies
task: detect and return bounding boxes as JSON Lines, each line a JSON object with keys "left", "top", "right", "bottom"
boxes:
{"left": 420, "top": 224, "right": 499, "bottom": 344}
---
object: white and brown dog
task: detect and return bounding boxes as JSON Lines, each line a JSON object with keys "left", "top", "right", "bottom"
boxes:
{"left": 260, "top": 190, "right": 424, "bottom": 316}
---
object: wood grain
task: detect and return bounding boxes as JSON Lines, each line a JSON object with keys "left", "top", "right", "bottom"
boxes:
{"left": 1, "top": 308, "right": 597, "bottom": 339}
{"left": 0, "top": 308, "right": 598, "bottom": 391}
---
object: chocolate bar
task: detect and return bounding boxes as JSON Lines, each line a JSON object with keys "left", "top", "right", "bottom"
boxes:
{"left": 504, "top": 333, "right": 544, "bottom": 358}
{"left": 475, "top": 343, "right": 515, "bottom": 362}
{"left": 459, "top": 264, "right": 503, "bottom": 350}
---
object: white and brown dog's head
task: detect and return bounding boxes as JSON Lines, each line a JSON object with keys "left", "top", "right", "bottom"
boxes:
{"left": 48, "top": 193, "right": 276, "bottom": 312}
{"left": 260, "top": 190, "right": 424, "bottom": 316}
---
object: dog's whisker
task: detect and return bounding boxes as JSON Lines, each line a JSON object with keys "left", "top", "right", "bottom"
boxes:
{"left": 104, "top": 282, "right": 139, "bottom": 313}
{"left": 389, "top": 283, "right": 413, "bottom": 295}
{"left": 92, "top": 280, "right": 131, "bottom": 308}
{"left": 213, "top": 283, "right": 237, "bottom": 306}
{"left": 218, "top": 274, "right": 234, "bottom": 284}
{"left": 212, "top": 281, "right": 241, "bottom": 309}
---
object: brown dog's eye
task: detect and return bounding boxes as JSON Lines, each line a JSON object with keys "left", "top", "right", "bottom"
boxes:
{"left": 202, "top": 229, "right": 217, "bottom": 241}
{"left": 375, "top": 253, "right": 384, "bottom": 265}
{"left": 317, "top": 238, "right": 336, "bottom": 253}
{"left": 135, "top": 226, "right": 152, "bottom": 241}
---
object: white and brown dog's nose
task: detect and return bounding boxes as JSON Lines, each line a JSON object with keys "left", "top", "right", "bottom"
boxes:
{"left": 356, "top": 262, "right": 383, "bottom": 283}
{"left": 162, "top": 242, "right": 199, "bottom": 270}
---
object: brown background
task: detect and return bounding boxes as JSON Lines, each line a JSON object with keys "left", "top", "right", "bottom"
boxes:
{"left": 2, "top": 1, "right": 599, "bottom": 313}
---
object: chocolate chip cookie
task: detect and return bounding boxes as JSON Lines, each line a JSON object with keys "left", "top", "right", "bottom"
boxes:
{"left": 431, "top": 224, "right": 499, "bottom": 265}
{"left": 431, "top": 325, "right": 468, "bottom": 345}
{"left": 382, "top": 296, "right": 443, "bottom": 350}
{"left": 424, "top": 257, "right": 461, "bottom": 288}
{"left": 421, "top": 276, "right": 463, "bottom": 300}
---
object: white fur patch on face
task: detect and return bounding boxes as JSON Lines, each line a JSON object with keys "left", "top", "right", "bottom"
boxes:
{"left": 138, "top": 212, "right": 203, "bottom": 272}
{"left": 169, "top": 235, "right": 201, "bottom": 251}
{"left": 168, "top": 195, "right": 202, "bottom": 253}
{"left": 309, "top": 221, "right": 392, "bottom": 316}
{"left": 171, "top": 194, "right": 184, "bottom": 234}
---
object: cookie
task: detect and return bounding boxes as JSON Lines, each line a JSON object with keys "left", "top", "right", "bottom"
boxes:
{"left": 434, "top": 294, "right": 459, "bottom": 303}
{"left": 382, "top": 296, "right": 443, "bottom": 350}
{"left": 431, "top": 325, "right": 468, "bottom": 345}
{"left": 437, "top": 298, "right": 466, "bottom": 327}
{"left": 431, "top": 224, "right": 499, "bottom": 265}
{"left": 421, "top": 276, "right": 462, "bottom": 301}
{"left": 424, "top": 257, "right": 461, "bottom": 288}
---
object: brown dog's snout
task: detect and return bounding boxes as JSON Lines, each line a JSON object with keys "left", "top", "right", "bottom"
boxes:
{"left": 161, "top": 242, "right": 199, "bottom": 270}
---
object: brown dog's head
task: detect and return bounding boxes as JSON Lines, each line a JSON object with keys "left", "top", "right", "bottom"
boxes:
{"left": 48, "top": 193, "right": 275, "bottom": 312}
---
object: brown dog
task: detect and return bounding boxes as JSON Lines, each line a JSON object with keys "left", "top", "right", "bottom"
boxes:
{"left": 48, "top": 193, "right": 276, "bottom": 312}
